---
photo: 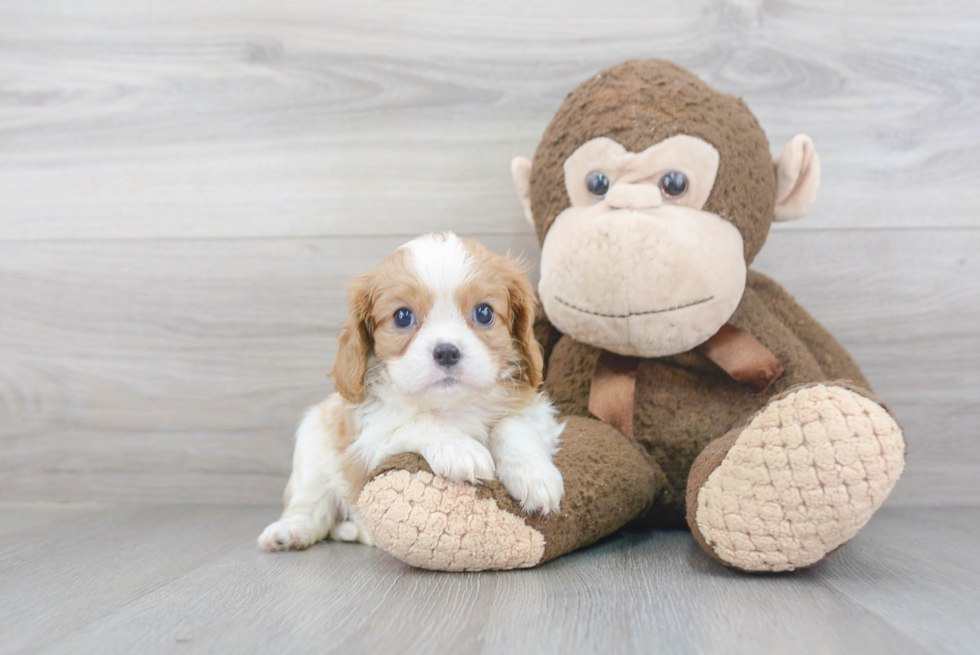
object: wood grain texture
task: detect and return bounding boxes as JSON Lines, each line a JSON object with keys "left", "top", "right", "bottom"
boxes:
{"left": 1, "top": 0, "right": 978, "bottom": 506}
{"left": 0, "top": 0, "right": 978, "bottom": 242}
{"left": 1, "top": 504, "right": 976, "bottom": 655}
{"left": 0, "top": 504, "right": 263, "bottom": 654}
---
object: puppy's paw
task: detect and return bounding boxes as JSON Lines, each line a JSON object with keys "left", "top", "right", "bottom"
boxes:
{"left": 424, "top": 438, "right": 495, "bottom": 485}
{"left": 497, "top": 460, "right": 565, "bottom": 516}
{"left": 257, "top": 516, "right": 321, "bottom": 552}
{"left": 329, "top": 519, "right": 375, "bottom": 546}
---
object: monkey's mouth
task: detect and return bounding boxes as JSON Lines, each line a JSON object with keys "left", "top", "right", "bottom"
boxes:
{"left": 554, "top": 295, "right": 714, "bottom": 318}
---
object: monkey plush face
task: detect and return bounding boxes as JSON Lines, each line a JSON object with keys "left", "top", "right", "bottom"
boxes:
{"left": 534, "top": 134, "right": 742, "bottom": 357}
{"left": 512, "top": 60, "right": 820, "bottom": 358}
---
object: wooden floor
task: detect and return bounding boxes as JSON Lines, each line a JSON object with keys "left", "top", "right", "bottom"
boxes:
{"left": 0, "top": 504, "right": 976, "bottom": 655}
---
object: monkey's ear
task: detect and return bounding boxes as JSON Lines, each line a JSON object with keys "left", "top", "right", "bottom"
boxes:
{"left": 510, "top": 156, "right": 534, "bottom": 227}
{"left": 773, "top": 135, "right": 821, "bottom": 222}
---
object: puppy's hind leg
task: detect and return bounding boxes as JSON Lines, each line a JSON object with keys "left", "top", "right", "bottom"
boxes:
{"left": 258, "top": 396, "right": 352, "bottom": 552}
{"left": 329, "top": 505, "right": 375, "bottom": 546}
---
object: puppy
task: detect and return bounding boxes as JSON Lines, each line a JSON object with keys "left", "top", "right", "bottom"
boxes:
{"left": 258, "top": 232, "right": 565, "bottom": 551}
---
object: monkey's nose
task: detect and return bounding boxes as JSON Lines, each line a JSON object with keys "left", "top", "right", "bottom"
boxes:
{"left": 433, "top": 343, "right": 461, "bottom": 368}
{"left": 605, "top": 183, "right": 662, "bottom": 209}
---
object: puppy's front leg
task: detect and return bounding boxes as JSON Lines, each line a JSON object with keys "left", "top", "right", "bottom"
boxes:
{"left": 406, "top": 415, "right": 496, "bottom": 484}
{"left": 490, "top": 403, "right": 565, "bottom": 515}
{"left": 421, "top": 433, "right": 496, "bottom": 485}
{"left": 360, "top": 414, "right": 495, "bottom": 485}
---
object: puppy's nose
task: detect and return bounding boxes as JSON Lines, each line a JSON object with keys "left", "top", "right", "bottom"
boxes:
{"left": 433, "top": 343, "right": 461, "bottom": 368}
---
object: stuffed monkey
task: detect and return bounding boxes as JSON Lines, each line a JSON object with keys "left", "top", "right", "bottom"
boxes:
{"left": 355, "top": 59, "right": 906, "bottom": 572}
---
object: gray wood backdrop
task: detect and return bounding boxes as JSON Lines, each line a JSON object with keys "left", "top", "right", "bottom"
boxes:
{"left": 1, "top": 0, "right": 978, "bottom": 507}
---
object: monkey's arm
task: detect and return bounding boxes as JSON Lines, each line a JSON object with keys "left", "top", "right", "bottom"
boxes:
{"left": 746, "top": 270, "right": 870, "bottom": 389}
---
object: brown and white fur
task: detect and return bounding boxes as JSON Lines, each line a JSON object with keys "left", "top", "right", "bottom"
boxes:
{"left": 258, "top": 233, "right": 565, "bottom": 552}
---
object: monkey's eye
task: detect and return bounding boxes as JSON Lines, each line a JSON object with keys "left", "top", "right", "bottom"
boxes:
{"left": 473, "top": 303, "right": 495, "bottom": 326}
{"left": 660, "top": 171, "right": 688, "bottom": 198}
{"left": 393, "top": 307, "right": 415, "bottom": 329}
{"left": 586, "top": 171, "right": 610, "bottom": 197}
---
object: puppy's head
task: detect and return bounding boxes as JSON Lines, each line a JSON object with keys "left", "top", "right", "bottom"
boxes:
{"left": 330, "top": 233, "right": 543, "bottom": 403}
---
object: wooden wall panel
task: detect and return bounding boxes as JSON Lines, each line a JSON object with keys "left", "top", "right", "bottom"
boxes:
{"left": 1, "top": 0, "right": 979, "bottom": 242}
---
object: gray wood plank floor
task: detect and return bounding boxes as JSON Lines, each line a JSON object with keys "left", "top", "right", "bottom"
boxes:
{"left": 1, "top": 504, "right": 976, "bottom": 655}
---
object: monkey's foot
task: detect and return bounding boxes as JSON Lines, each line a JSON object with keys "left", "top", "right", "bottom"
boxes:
{"left": 687, "top": 384, "right": 906, "bottom": 572}
{"left": 358, "top": 458, "right": 545, "bottom": 571}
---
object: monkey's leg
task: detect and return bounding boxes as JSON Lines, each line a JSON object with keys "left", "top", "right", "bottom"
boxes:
{"left": 356, "top": 416, "right": 665, "bottom": 571}
{"left": 686, "top": 383, "right": 906, "bottom": 572}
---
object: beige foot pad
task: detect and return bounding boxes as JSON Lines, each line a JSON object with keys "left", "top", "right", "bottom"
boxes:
{"left": 694, "top": 385, "right": 905, "bottom": 572}
{"left": 358, "top": 469, "right": 545, "bottom": 571}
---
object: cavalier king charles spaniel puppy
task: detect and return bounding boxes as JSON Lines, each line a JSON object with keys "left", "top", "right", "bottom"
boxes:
{"left": 258, "top": 232, "right": 565, "bottom": 551}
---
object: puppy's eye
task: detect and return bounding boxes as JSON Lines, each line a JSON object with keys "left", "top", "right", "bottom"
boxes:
{"left": 473, "top": 303, "right": 494, "bottom": 326}
{"left": 586, "top": 171, "right": 610, "bottom": 197}
{"left": 393, "top": 307, "right": 415, "bottom": 329}
{"left": 660, "top": 171, "right": 688, "bottom": 198}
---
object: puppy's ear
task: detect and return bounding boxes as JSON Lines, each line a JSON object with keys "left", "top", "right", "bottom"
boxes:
{"left": 330, "top": 274, "right": 373, "bottom": 403}
{"left": 506, "top": 260, "right": 544, "bottom": 389}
